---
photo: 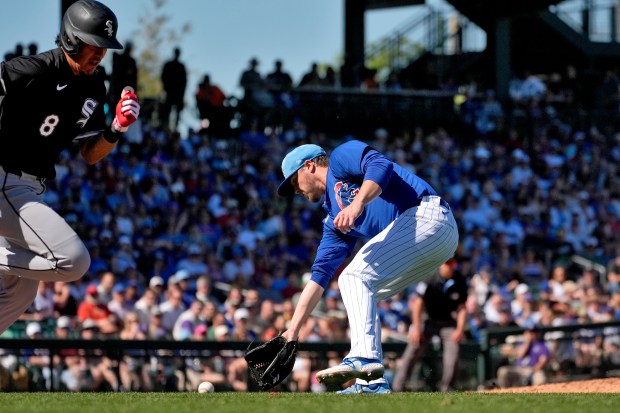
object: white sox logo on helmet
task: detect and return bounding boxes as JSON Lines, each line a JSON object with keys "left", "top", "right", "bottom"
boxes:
{"left": 105, "top": 20, "right": 114, "bottom": 37}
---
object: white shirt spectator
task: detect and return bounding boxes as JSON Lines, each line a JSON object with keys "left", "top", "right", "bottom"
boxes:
{"left": 160, "top": 291, "right": 186, "bottom": 333}
{"left": 172, "top": 300, "right": 204, "bottom": 340}
{"left": 483, "top": 293, "right": 507, "bottom": 325}
{"left": 33, "top": 283, "right": 55, "bottom": 319}
{"left": 237, "top": 223, "right": 266, "bottom": 252}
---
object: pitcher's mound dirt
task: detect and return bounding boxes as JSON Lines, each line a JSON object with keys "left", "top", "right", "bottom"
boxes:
{"left": 481, "top": 377, "right": 620, "bottom": 393}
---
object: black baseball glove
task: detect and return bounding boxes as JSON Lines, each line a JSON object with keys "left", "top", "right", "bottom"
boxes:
{"left": 244, "top": 335, "right": 298, "bottom": 391}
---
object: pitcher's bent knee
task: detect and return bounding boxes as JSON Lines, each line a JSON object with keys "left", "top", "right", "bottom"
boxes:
{"left": 55, "top": 240, "right": 91, "bottom": 282}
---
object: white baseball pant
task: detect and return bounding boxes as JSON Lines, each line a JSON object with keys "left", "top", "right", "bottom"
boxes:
{"left": 338, "top": 195, "right": 459, "bottom": 361}
{"left": 0, "top": 168, "right": 90, "bottom": 334}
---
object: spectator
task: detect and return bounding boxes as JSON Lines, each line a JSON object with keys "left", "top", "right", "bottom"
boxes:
{"left": 484, "top": 293, "right": 509, "bottom": 325}
{"left": 134, "top": 287, "right": 160, "bottom": 328}
{"left": 496, "top": 324, "right": 550, "bottom": 388}
{"left": 145, "top": 308, "right": 169, "bottom": 339}
{"left": 53, "top": 281, "right": 79, "bottom": 317}
{"left": 160, "top": 287, "right": 186, "bottom": 334}
{"left": 252, "top": 298, "right": 276, "bottom": 335}
{"left": 231, "top": 307, "right": 257, "bottom": 341}
{"left": 160, "top": 47, "right": 187, "bottom": 131}
{"left": 97, "top": 272, "right": 116, "bottom": 306}
{"left": 541, "top": 265, "right": 568, "bottom": 304}
{"left": 194, "top": 74, "right": 227, "bottom": 134}
{"left": 239, "top": 57, "right": 262, "bottom": 110}
{"left": 518, "top": 249, "right": 547, "bottom": 285}
{"left": 27, "top": 42, "right": 38, "bottom": 56}
{"left": 607, "top": 255, "right": 620, "bottom": 295}
{"left": 111, "top": 236, "right": 138, "bottom": 274}
{"left": 298, "top": 62, "right": 322, "bottom": 87}
{"left": 195, "top": 275, "right": 221, "bottom": 307}
{"left": 474, "top": 90, "right": 504, "bottom": 137}
{"left": 107, "top": 283, "right": 133, "bottom": 320}
{"left": 170, "top": 269, "right": 195, "bottom": 307}
{"left": 172, "top": 299, "right": 204, "bottom": 341}
{"left": 176, "top": 244, "right": 208, "bottom": 278}
{"left": 76, "top": 285, "right": 116, "bottom": 334}
{"left": 323, "top": 66, "right": 338, "bottom": 87}
{"left": 266, "top": 59, "right": 293, "bottom": 94}
{"left": 242, "top": 288, "right": 261, "bottom": 314}
{"left": 33, "top": 281, "right": 55, "bottom": 320}
{"left": 222, "top": 246, "right": 255, "bottom": 287}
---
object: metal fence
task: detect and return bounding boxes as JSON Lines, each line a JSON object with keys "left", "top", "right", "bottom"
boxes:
{"left": 2, "top": 320, "right": 619, "bottom": 392}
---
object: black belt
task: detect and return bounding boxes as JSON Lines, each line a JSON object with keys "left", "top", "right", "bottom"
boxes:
{"left": 0, "top": 166, "right": 46, "bottom": 183}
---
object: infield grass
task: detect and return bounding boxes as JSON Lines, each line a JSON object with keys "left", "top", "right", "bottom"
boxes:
{"left": 1, "top": 392, "right": 619, "bottom": 413}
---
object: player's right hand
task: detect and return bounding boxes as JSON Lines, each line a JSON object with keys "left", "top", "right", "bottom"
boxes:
{"left": 112, "top": 86, "right": 140, "bottom": 132}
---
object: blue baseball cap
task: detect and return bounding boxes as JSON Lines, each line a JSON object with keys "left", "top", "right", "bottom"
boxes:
{"left": 277, "top": 144, "right": 326, "bottom": 196}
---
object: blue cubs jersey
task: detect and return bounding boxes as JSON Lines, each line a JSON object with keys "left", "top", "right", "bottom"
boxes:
{"left": 310, "top": 140, "right": 438, "bottom": 288}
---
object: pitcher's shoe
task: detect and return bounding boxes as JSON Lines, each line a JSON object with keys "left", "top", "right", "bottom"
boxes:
{"left": 316, "top": 357, "right": 384, "bottom": 386}
{"left": 336, "top": 382, "right": 392, "bottom": 394}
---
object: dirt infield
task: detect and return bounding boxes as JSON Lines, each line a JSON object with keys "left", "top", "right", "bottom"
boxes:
{"left": 481, "top": 377, "right": 620, "bottom": 393}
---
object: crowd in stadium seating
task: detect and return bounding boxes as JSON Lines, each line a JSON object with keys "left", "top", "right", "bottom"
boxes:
{"left": 1, "top": 45, "right": 620, "bottom": 392}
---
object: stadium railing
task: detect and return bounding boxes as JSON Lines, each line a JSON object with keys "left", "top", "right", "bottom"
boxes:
{"left": 2, "top": 320, "right": 619, "bottom": 391}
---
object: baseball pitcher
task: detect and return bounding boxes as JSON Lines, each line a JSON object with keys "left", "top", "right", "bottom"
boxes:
{"left": 278, "top": 140, "right": 459, "bottom": 393}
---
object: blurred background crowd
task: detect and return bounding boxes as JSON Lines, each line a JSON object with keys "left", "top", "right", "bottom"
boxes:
{"left": 1, "top": 30, "right": 620, "bottom": 393}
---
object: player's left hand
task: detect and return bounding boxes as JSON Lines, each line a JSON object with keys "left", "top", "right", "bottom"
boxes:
{"left": 112, "top": 86, "right": 140, "bottom": 132}
{"left": 334, "top": 202, "right": 364, "bottom": 233}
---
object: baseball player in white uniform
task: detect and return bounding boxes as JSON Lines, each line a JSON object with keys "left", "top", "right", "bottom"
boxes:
{"left": 279, "top": 141, "right": 459, "bottom": 393}
{"left": 0, "top": 0, "right": 140, "bottom": 334}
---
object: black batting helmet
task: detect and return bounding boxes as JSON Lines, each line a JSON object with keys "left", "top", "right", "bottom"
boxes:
{"left": 58, "top": 0, "right": 123, "bottom": 55}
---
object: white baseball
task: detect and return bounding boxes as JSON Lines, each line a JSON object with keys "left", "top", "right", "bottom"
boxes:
{"left": 198, "top": 381, "right": 215, "bottom": 393}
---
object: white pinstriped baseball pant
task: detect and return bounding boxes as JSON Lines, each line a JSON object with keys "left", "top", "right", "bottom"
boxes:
{"left": 0, "top": 168, "right": 91, "bottom": 334}
{"left": 338, "top": 195, "right": 459, "bottom": 361}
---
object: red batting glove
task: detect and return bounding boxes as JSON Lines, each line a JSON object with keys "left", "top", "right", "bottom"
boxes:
{"left": 112, "top": 86, "right": 140, "bottom": 132}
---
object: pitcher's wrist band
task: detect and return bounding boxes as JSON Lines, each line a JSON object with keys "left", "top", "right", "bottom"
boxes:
{"left": 103, "top": 126, "right": 121, "bottom": 143}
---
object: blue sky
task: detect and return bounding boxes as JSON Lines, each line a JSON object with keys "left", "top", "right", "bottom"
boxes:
{"left": 0, "top": 0, "right": 456, "bottom": 129}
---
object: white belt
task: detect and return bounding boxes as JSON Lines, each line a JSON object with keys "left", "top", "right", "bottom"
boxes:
{"left": 421, "top": 195, "right": 450, "bottom": 210}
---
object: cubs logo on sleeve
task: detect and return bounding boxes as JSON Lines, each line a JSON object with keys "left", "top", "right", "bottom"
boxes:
{"left": 334, "top": 181, "right": 360, "bottom": 210}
